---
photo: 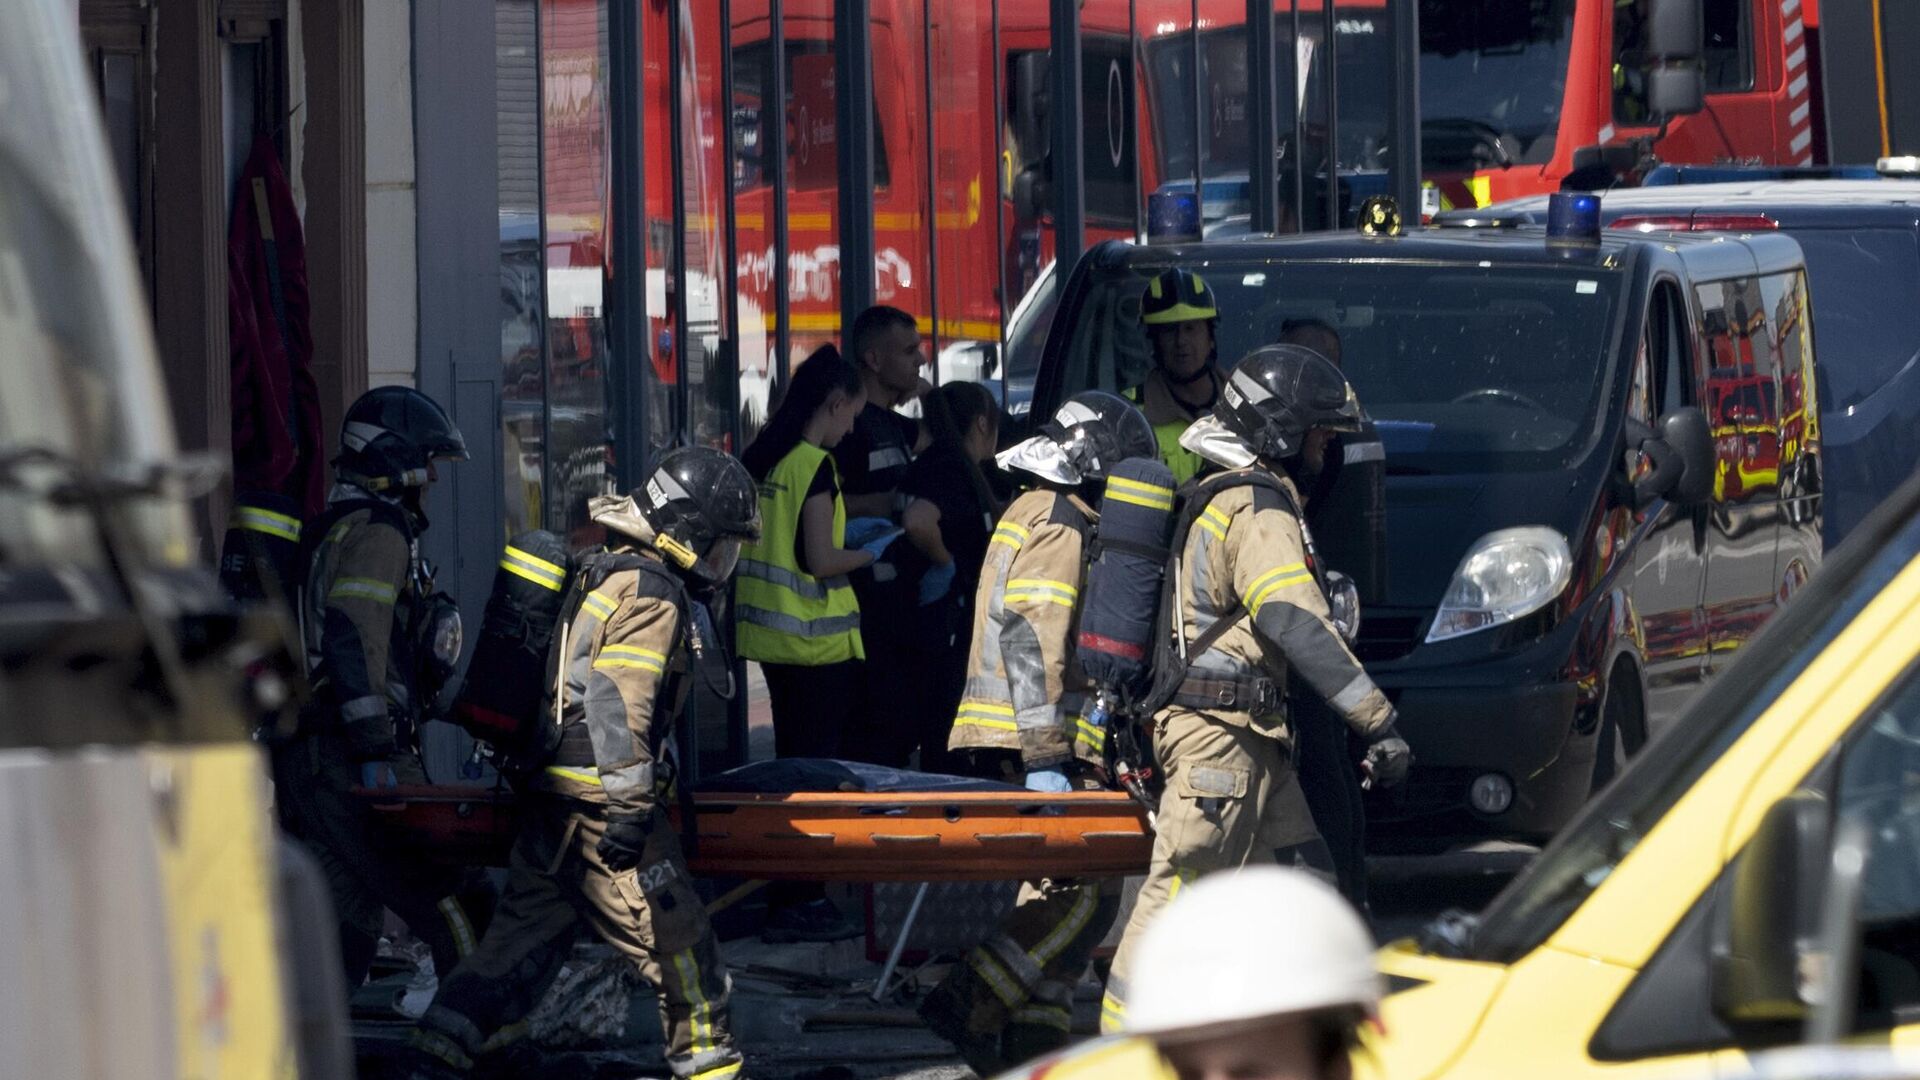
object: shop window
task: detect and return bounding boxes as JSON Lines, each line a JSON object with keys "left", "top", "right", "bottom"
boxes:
{"left": 731, "top": 39, "right": 890, "bottom": 194}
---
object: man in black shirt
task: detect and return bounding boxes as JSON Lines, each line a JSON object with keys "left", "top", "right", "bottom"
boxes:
{"left": 836, "top": 305, "right": 927, "bottom": 519}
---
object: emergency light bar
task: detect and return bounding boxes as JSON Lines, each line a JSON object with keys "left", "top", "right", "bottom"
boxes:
{"left": 1545, "top": 192, "right": 1602, "bottom": 249}
{"left": 1609, "top": 213, "right": 1778, "bottom": 233}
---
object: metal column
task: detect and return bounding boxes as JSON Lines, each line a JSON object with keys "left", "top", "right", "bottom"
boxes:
{"left": 1320, "top": 0, "right": 1339, "bottom": 229}
{"left": 720, "top": 0, "right": 749, "bottom": 763}
{"left": 608, "top": 0, "right": 649, "bottom": 488}
{"left": 668, "top": 0, "right": 692, "bottom": 435}
{"left": 1248, "top": 0, "right": 1280, "bottom": 233}
{"left": 837, "top": 0, "right": 877, "bottom": 329}
{"left": 771, "top": 0, "right": 792, "bottom": 384}
{"left": 1289, "top": 1, "right": 1305, "bottom": 231}
{"left": 1388, "top": 0, "right": 1421, "bottom": 216}
{"left": 1190, "top": 0, "right": 1204, "bottom": 219}
{"left": 1050, "top": 0, "right": 1086, "bottom": 272}
{"left": 922, "top": 0, "right": 941, "bottom": 361}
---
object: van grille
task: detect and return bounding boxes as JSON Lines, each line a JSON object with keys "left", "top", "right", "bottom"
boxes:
{"left": 1354, "top": 615, "right": 1424, "bottom": 663}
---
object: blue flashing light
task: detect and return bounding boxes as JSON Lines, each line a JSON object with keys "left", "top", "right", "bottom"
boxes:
{"left": 1546, "top": 192, "right": 1602, "bottom": 245}
{"left": 1147, "top": 190, "right": 1201, "bottom": 245}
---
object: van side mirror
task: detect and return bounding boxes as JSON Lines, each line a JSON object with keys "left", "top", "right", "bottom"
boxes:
{"left": 1711, "top": 791, "right": 1830, "bottom": 1026}
{"left": 1631, "top": 406, "right": 1714, "bottom": 509}
{"left": 1013, "top": 166, "right": 1051, "bottom": 223}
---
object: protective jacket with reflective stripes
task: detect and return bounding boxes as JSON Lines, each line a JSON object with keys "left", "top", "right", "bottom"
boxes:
{"left": 537, "top": 549, "right": 688, "bottom": 816}
{"left": 300, "top": 488, "right": 421, "bottom": 759}
{"left": 951, "top": 488, "right": 1097, "bottom": 768}
{"left": 735, "top": 442, "right": 865, "bottom": 666}
{"left": 1168, "top": 471, "right": 1393, "bottom": 741}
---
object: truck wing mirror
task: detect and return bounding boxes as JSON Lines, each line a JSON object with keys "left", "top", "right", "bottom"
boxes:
{"left": 1630, "top": 406, "right": 1713, "bottom": 509}
{"left": 1711, "top": 791, "right": 1831, "bottom": 1026}
{"left": 1013, "top": 52, "right": 1052, "bottom": 162}
{"left": 1648, "top": 66, "right": 1706, "bottom": 120}
{"left": 1647, "top": 0, "right": 1703, "bottom": 61}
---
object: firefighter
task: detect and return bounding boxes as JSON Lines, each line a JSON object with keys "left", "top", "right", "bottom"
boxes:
{"left": 918, "top": 390, "right": 1160, "bottom": 1073}
{"left": 275, "top": 385, "right": 488, "bottom": 987}
{"left": 1102, "top": 346, "right": 1412, "bottom": 1033}
{"left": 1130, "top": 268, "right": 1223, "bottom": 484}
{"left": 1126, "top": 867, "right": 1382, "bottom": 1080}
{"left": 408, "top": 446, "right": 758, "bottom": 1080}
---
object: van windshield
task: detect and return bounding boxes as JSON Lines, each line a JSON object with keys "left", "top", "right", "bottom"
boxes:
{"left": 1055, "top": 258, "right": 1621, "bottom": 474}
{"left": 1468, "top": 496, "right": 1920, "bottom": 963}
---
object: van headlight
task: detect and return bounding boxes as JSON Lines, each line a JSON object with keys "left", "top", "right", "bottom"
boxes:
{"left": 1426, "top": 527, "right": 1573, "bottom": 644}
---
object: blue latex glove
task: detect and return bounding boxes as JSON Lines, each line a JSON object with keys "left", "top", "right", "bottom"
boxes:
{"left": 360, "top": 761, "right": 398, "bottom": 789}
{"left": 843, "top": 516, "right": 897, "bottom": 549}
{"left": 858, "top": 528, "right": 904, "bottom": 562}
{"left": 1024, "top": 767, "right": 1073, "bottom": 793}
{"left": 917, "top": 561, "right": 957, "bottom": 606}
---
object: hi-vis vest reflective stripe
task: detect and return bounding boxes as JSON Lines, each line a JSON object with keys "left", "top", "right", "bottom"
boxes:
{"left": 735, "top": 443, "right": 864, "bottom": 665}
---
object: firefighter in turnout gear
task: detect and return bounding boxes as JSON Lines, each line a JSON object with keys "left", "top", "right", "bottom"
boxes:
{"left": 918, "top": 391, "right": 1160, "bottom": 1072}
{"left": 275, "top": 385, "right": 489, "bottom": 987}
{"left": 1129, "top": 268, "right": 1222, "bottom": 484}
{"left": 408, "top": 446, "right": 758, "bottom": 1080}
{"left": 1102, "top": 346, "right": 1412, "bottom": 1033}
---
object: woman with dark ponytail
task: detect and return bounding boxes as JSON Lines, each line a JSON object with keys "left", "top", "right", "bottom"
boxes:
{"left": 893, "top": 380, "right": 1001, "bottom": 773}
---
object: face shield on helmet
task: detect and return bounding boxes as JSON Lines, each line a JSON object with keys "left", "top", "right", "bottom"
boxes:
{"left": 995, "top": 391, "right": 1155, "bottom": 486}
{"left": 1179, "top": 413, "right": 1259, "bottom": 470}
{"left": 693, "top": 535, "right": 745, "bottom": 584}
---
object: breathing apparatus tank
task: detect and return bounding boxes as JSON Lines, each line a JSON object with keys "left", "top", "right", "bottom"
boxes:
{"left": 1074, "top": 457, "right": 1178, "bottom": 808}
{"left": 218, "top": 491, "right": 306, "bottom": 606}
{"left": 450, "top": 531, "right": 575, "bottom": 762}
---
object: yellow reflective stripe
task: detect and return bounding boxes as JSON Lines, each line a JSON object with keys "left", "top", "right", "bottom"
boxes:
{"left": 602, "top": 644, "right": 667, "bottom": 662}
{"left": 500, "top": 559, "right": 563, "bottom": 591}
{"left": 991, "top": 522, "right": 1030, "bottom": 551}
{"left": 438, "top": 897, "right": 478, "bottom": 957}
{"left": 1076, "top": 719, "right": 1107, "bottom": 749}
{"left": 676, "top": 949, "right": 715, "bottom": 1055}
{"left": 1007, "top": 578, "right": 1078, "bottom": 598}
{"left": 503, "top": 544, "right": 566, "bottom": 578}
{"left": 1246, "top": 571, "right": 1316, "bottom": 616}
{"left": 544, "top": 766, "right": 603, "bottom": 786}
{"left": 594, "top": 656, "right": 665, "bottom": 673}
{"left": 1197, "top": 515, "right": 1228, "bottom": 541}
{"left": 1242, "top": 563, "right": 1309, "bottom": 608}
{"left": 955, "top": 702, "right": 1018, "bottom": 731}
{"left": 968, "top": 949, "right": 1027, "bottom": 1007}
{"left": 1003, "top": 591, "right": 1076, "bottom": 608}
{"left": 233, "top": 507, "right": 302, "bottom": 542}
{"left": 689, "top": 1063, "right": 742, "bottom": 1080}
{"left": 329, "top": 577, "right": 398, "bottom": 605}
{"left": 1104, "top": 475, "right": 1176, "bottom": 510}
{"left": 1101, "top": 991, "right": 1128, "bottom": 1028}
{"left": 1167, "top": 867, "right": 1199, "bottom": 902}
{"left": 1030, "top": 885, "right": 1099, "bottom": 967}
{"left": 580, "top": 590, "right": 618, "bottom": 621}
{"left": 501, "top": 546, "right": 566, "bottom": 591}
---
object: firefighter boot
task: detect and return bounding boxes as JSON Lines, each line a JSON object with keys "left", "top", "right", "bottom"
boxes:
{"left": 916, "top": 963, "right": 1010, "bottom": 1076}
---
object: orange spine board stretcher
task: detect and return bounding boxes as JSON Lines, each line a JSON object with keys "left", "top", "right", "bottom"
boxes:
{"left": 359, "top": 785, "right": 1153, "bottom": 882}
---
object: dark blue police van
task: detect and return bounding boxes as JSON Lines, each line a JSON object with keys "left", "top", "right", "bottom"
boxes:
{"left": 1447, "top": 178, "right": 1920, "bottom": 546}
{"left": 1029, "top": 208, "right": 1820, "bottom": 841}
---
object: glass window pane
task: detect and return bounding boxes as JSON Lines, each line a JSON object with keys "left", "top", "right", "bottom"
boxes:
{"left": 681, "top": 0, "right": 734, "bottom": 452}
{"left": 645, "top": 0, "right": 679, "bottom": 457}
{"left": 497, "top": 0, "right": 545, "bottom": 540}
{"left": 878, "top": 0, "right": 935, "bottom": 363}
{"left": 541, "top": 0, "right": 613, "bottom": 544}
{"left": 731, "top": 14, "right": 776, "bottom": 446}
{"left": 930, "top": 1, "right": 1002, "bottom": 382}
{"left": 784, "top": 1, "right": 842, "bottom": 364}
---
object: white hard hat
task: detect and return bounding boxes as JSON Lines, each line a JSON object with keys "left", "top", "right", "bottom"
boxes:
{"left": 1125, "top": 867, "right": 1382, "bottom": 1040}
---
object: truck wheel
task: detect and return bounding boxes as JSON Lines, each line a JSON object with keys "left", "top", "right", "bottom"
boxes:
{"left": 1590, "top": 663, "right": 1645, "bottom": 795}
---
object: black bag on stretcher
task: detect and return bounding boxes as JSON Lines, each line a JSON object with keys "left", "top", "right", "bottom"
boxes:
{"left": 1075, "top": 457, "right": 1178, "bottom": 794}
{"left": 450, "top": 531, "right": 575, "bottom": 759}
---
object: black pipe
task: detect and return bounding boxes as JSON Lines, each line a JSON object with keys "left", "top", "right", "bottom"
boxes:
{"left": 1321, "top": 0, "right": 1339, "bottom": 229}
{"left": 668, "top": 0, "right": 691, "bottom": 437}
{"left": 923, "top": 0, "right": 941, "bottom": 365}
{"left": 1191, "top": 0, "right": 1204, "bottom": 220}
{"left": 837, "top": 0, "right": 877, "bottom": 328}
{"left": 607, "top": 0, "right": 648, "bottom": 485}
{"left": 771, "top": 0, "right": 792, "bottom": 385}
{"left": 1290, "top": 1, "right": 1305, "bottom": 231}
{"left": 1051, "top": 0, "right": 1086, "bottom": 272}
{"left": 1249, "top": 0, "right": 1279, "bottom": 232}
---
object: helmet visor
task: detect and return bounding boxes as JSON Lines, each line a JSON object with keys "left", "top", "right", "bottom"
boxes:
{"left": 694, "top": 535, "right": 744, "bottom": 583}
{"left": 1178, "top": 415, "right": 1258, "bottom": 470}
{"left": 995, "top": 434, "right": 1083, "bottom": 486}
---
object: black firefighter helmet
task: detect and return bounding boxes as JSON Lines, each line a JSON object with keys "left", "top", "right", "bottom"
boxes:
{"left": 1038, "top": 389, "right": 1158, "bottom": 484}
{"left": 1215, "top": 344, "right": 1365, "bottom": 460}
{"left": 640, "top": 446, "right": 762, "bottom": 583}
{"left": 336, "top": 386, "right": 469, "bottom": 491}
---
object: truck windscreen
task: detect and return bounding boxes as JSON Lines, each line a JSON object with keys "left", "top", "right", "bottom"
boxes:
{"left": 1144, "top": 0, "right": 1576, "bottom": 179}
{"left": 1058, "top": 259, "right": 1621, "bottom": 474}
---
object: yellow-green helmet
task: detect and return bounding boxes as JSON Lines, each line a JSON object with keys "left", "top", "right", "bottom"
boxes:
{"left": 1141, "top": 268, "right": 1217, "bottom": 325}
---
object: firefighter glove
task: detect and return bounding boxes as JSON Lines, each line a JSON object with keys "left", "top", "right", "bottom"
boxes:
{"left": 1364, "top": 726, "right": 1413, "bottom": 789}
{"left": 917, "top": 561, "right": 956, "bottom": 606}
{"left": 598, "top": 811, "right": 653, "bottom": 872}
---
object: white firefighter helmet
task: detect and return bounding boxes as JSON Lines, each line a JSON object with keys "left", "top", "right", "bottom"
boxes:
{"left": 1126, "top": 866, "right": 1382, "bottom": 1040}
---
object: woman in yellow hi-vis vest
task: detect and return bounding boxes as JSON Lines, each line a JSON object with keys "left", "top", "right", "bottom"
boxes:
{"left": 738, "top": 344, "right": 894, "bottom": 942}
